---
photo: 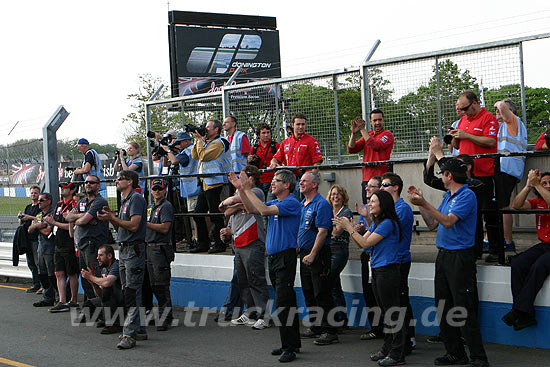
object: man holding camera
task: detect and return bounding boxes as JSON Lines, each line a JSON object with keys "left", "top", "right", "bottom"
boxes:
{"left": 451, "top": 91, "right": 500, "bottom": 263}
{"left": 190, "top": 119, "right": 231, "bottom": 254}
{"left": 224, "top": 115, "right": 250, "bottom": 173}
{"left": 248, "top": 123, "right": 280, "bottom": 198}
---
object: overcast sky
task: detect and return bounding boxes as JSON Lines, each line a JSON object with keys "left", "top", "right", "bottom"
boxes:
{"left": 1, "top": 0, "right": 549, "bottom": 146}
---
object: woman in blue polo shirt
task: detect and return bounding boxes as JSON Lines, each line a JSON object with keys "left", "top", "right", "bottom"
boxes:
{"left": 334, "top": 190, "right": 405, "bottom": 366}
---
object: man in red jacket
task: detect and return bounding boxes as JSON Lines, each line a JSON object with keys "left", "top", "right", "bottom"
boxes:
{"left": 347, "top": 109, "right": 394, "bottom": 204}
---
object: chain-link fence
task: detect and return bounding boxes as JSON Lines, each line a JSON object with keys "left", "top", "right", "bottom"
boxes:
{"left": 147, "top": 34, "right": 549, "bottom": 164}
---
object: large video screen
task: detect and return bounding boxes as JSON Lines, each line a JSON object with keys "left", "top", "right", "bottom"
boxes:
{"left": 170, "top": 26, "right": 281, "bottom": 96}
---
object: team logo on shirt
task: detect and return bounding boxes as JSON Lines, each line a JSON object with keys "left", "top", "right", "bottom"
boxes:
{"left": 284, "top": 145, "right": 290, "bottom": 151}
{"left": 147, "top": 207, "right": 152, "bottom": 220}
{"left": 154, "top": 209, "right": 160, "bottom": 217}
{"left": 79, "top": 202, "right": 86, "bottom": 212}
{"left": 122, "top": 203, "right": 128, "bottom": 214}
{"left": 381, "top": 136, "right": 388, "bottom": 143}
{"left": 488, "top": 126, "right": 496, "bottom": 136}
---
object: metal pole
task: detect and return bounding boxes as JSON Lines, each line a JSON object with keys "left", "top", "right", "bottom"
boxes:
{"left": 332, "top": 74, "right": 342, "bottom": 163}
{"left": 6, "top": 121, "right": 19, "bottom": 216}
{"left": 43, "top": 106, "right": 70, "bottom": 203}
{"left": 222, "top": 66, "right": 243, "bottom": 119}
{"left": 435, "top": 56, "right": 443, "bottom": 142}
{"left": 145, "top": 104, "right": 153, "bottom": 177}
{"left": 275, "top": 83, "right": 281, "bottom": 141}
{"left": 360, "top": 40, "right": 381, "bottom": 122}
{"left": 519, "top": 42, "right": 527, "bottom": 124}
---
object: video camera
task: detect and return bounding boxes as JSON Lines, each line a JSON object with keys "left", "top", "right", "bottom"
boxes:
{"left": 184, "top": 124, "right": 206, "bottom": 136}
{"left": 147, "top": 130, "right": 176, "bottom": 157}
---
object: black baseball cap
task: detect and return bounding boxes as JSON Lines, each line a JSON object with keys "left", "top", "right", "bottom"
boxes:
{"left": 438, "top": 158, "right": 467, "bottom": 175}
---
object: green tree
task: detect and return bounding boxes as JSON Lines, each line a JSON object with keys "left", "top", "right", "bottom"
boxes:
{"left": 122, "top": 74, "right": 181, "bottom": 149}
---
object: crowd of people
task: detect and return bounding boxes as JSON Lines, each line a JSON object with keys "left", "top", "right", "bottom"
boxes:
{"left": 13, "top": 90, "right": 550, "bottom": 366}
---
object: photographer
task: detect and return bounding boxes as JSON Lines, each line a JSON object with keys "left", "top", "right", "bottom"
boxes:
{"left": 248, "top": 123, "right": 279, "bottom": 198}
{"left": 115, "top": 141, "right": 145, "bottom": 193}
{"left": 148, "top": 129, "right": 176, "bottom": 176}
{"left": 535, "top": 114, "right": 550, "bottom": 150}
{"left": 190, "top": 119, "right": 231, "bottom": 254}
{"left": 73, "top": 138, "right": 107, "bottom": 196}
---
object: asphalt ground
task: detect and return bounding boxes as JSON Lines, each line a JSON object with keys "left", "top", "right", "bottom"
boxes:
{"left": 2, "top": 281, "right": 550, "bottom": 367}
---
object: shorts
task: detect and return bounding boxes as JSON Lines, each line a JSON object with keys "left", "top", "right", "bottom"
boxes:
{"left": 54, "top": 251, "right": 80, "bottom": 275}
{"left": 495, "top": 172, "right": 519, "bottom": 208}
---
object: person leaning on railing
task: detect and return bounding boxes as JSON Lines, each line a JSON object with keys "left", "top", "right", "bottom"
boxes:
{"left": 502, "top": 169, "right": 550, "bottom": 331}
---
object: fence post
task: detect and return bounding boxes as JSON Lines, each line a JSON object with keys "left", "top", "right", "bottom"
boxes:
{"left": 275, "top": 83, "right": 282, "bottom": 141}
{"left": 332, "top": 74, "right": 342, "bottom": 163}
{"left": 222, "top": 89, "right": 230, "bottom": 119}
{"left": 42, "top": 106, "right": 70, "bottom": 203}
{"left": 435, "top": 56, "right": 443, "bottom": 142}
{"left": 519, "top": 42, "right": 527, "bottom": 125}
{"left": 145, "top": 103, "right": 154, "bottom": 177}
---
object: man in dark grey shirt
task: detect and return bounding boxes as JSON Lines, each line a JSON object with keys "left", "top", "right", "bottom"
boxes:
{"left": 99, "top": 170, "right": 147, "bottom": 350}
{"left": 145, "top": 178, "right": 175, "bottom": 331}
{"left": 28, "top": 192, "right": 56, "bottom": 307}
{"left": 65, "top": 174, "right": 110, "bottom": 301}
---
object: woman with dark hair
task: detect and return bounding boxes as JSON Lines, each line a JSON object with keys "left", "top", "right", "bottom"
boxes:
{"left": 326, "top": 184, "right": 353, "bottom": 327}
{"left": 334, "top": 190, "right": 405, "bottom": 366}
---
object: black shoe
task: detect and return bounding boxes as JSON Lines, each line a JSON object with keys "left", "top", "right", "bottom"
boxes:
{"left": 469, "top": 359, "right": 490, "bottom": 367}
{"left": 279, "top": 351, "right": 296, "bottom": 363}
{"left": 214, "top": 311, "right": 233, "bottom": 322}
{"left": 271, "top": 348, "right": 300, "bottom": 356}
{"left": 370, "top": 351, "right": 387, "bottom": 361}
{"left": 485, "top": 254, "right": 498, "bottom": 263}
{"left": 501, "top": 310, "right": 518, "bottom": 327}
{"left": 157, "top": 321, "right": 171, "bottom": 331}
{"left": 33, "top": 300, "right": 54, "bottom": 307}
{"left": 208, "top": 244, "right": 226, "bottom": 253}
{"left": 434, "top": 354, "right": 469, "bottom": 365}
{"left": 377, "top": 356, "right": 406, "bottom": 366}
{"left": 313, "top": 333, "right": 339, "bottom": 345}
{"left": 514, "top": 314, "right": 537, "bottom": 331}
{"left": 101, "top": 325, "right": 122, "bottom": 335}
{"left": 426, "top": 334, "right": 443, "bottom": 343}
{"left": 300, "top": 328, "right": 320, "bottom": 339}
{"left": 190, "top": 246, "right": 209, "bottom": 253}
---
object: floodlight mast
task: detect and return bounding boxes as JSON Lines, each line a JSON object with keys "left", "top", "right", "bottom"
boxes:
{"left": 360, "top": 39, "right": 381, "bottom": 122}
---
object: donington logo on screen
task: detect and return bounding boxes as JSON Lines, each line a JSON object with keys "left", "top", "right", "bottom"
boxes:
{"left": 186, "top": 34, "right": 268, "bottom": 75}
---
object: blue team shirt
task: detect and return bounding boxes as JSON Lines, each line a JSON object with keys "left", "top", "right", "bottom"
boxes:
{"left": 435, "top": 185, "right": 477, "bottom": 250}
{"left": 265, "top": 195, "right": 301, "bottom": 255}
{"left": 298, "top": 193, "right": 333, "bottom": 251}
{"left": 395, "top": 198, "right": 413, "bottom": 263}
{"left": 368, "top": 219, "right": 401, "bottom": 269}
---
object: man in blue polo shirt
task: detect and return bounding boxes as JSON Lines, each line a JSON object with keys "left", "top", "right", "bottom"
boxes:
{"left": 381, "top": 172, "right": 416, "bottom": 356}
{"left": 296, "top": 172, "right": 338, "bottom": 346}
{"left": 408, "top": 158, "right": 489, "bottom": 367}
{"left": 230, "top": 169, "right": 301, "bottom": 364}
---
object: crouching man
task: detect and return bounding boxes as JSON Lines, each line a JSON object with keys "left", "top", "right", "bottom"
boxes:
{"left": 81, "top": 245, "right": 123, "bottom": 335}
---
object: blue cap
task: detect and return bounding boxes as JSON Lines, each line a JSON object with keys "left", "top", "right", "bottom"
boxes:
{"left": 174, "top": 131, "right": 192, "bottom": 143}
{"left": 75, "top": 138, "right": 89, "bottom": 146}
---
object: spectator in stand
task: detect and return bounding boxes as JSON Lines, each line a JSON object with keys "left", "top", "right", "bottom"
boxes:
{"left": 534, "top": 115, "right": 550, "bottom": 150}
{"left": 190, "top": 119, "right": 232, "bottom": 254}
{"left": 18, "top": 185, "right": 42, "bottom": 293}
{"left": 269, "top": 113, "right": 323, "bottom": 186}
{"left": 73, "top": 138, "right": 107, "bottom": 196}
{"left": 409, "top": 159, "right": 489, "bottom": 367}
{"left": 446, "top": 103, "right": 466, "bottom": 156}
{"left": 326, "top": 184, "right": 353, "bottom": 328}
{"left": 495, "top": 99, "right": 528, "bottom": 253}
{"left": 451, "top": 91, "right": 500, "bottom": 263}
{"left": 224, "top": 115, "right": 251, "bottom": 173}
{"left": 380, "top": 172, "right": 416, "bottom": 357}
{"left": 248, "top": 122, "right": 280, "bottom": 198}
{"left": 503, "top": 169, "right": 550, "bottom": 330}
{"left": 115, "top": 142, "right": 145, "bottom": 194}
{"left": 347, "top": 110, "right": 394, "bottom": 204}
{"left": 354, "top": 176, "right": 384, "bottom": 341}
{"left": 334, "top": 190, "right": 406, "bottom": 366}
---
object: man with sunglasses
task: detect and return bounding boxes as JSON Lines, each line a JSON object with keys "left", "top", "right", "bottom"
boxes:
{"left": 451, "top": 91, "right": 500, "bottom": 263}
{"left": 65, "top": 174, "right": 110, "bottom": 302}
{"left": 145, "top": 178, "right": 175, "bottom": 331}
{"left": 98, "top": 170, "right": 147, "bottom": 350}
{"left": 28, "top": 193, "right": 57, "bottom": 307}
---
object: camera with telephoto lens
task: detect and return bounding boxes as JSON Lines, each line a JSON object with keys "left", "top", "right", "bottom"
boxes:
{"left": 18, "top": 213, "right": 24, "bottom": 219}
{"left": 249, "top": 154, "right": 261, "bottom": 168}
{"left": 147, "top": 130, "right": 174, "bottom": 157}
{"left": 185, "top": 124, "right": 206, "bottom": 136}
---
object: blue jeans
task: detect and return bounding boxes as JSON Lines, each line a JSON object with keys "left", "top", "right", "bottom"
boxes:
{"left": 330, "top": 242, "right": 349, "bottom": 323}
